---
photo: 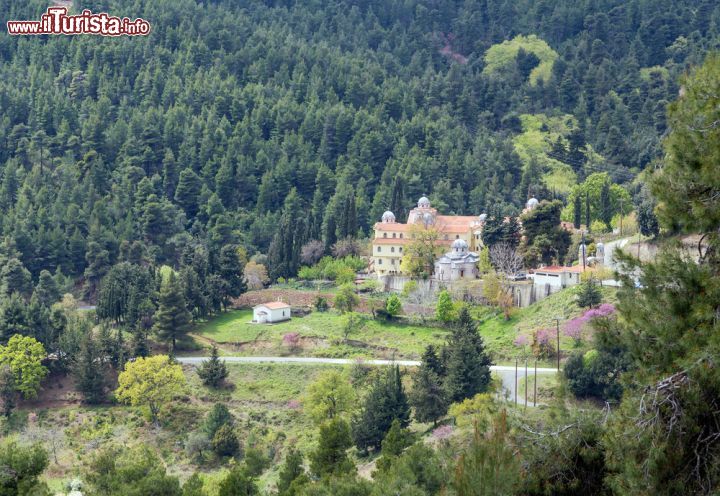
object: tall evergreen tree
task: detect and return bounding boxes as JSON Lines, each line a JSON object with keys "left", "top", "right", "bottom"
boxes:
{"left": 351, "top": 365, "right": 410, "bottom": 453}
{"left": 153, "top": 272, "right": 192, "bottom": 352}
{"left": 74, "top": 333, "right": 106, "bottom": 404}
{"left": 197, "top": 345, "right": 229, "bottom": 388}
{"left": 444, "top": 308, "right": 492, "bottom": 403}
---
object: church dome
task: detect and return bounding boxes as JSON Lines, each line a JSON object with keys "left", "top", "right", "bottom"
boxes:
{"left": 381, "top": 211, "right": 396, "bottom": 223}
{"left": 418, "top": 196, "right": 431, "bottom": 208}
{"left": 451, "top": 238, "right": 468, "bottom": 252}
{"left": 526, "top": 197, "right": 539, "bottom": 210}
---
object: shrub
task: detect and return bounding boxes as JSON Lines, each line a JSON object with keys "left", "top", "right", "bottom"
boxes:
{"left": 212, "top": 424, "right": 240, "bottom": 457}
{"left": 282, "top": 332, "right": 301, "bottom": 351}
{"left": 314, "top": 296, "right": 329, "bottom": 312}
{"left": 531, "top": 328, "right": 556, "bottom": 359}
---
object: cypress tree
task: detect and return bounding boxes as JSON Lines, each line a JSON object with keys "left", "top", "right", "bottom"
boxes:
{"left": 600, "top": 180, "right": 612, "bottom": 229}
{"left": 585, "top": 191, "right": 591, "bottom": 232}
{"left": 153, "top": 272, "right": 192, "bottom": 351}
{"left": 74, "top": 333, "right": 106, "bottom": 404}
{"left": 573, "top": 194, "right": 582, "bottom": 229}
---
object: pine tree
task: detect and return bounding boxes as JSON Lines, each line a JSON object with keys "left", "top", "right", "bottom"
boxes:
{"left": 410, "top": 362, "right": 448, "bottom": 425}
{"left": 34, "top": 270, "right": 60, "bottom": 307}
{"left": 197, "top": 345, "right": 229, "bottom": 388}
{"left": 576, "top": 276, "right": 602, "bottom": 309}
{"left": 444, "top": 308, "right": 492, "bottom": 403}
{"left": 153, "top": 272, "right": 192, "bottom": 352}
{"left": 174, "top": 168, "right": 202, "bottom": 219}
{"left": 277, "top": 449, "right": 307, "bottom": 496}
{"left": 351, "top": 365, "right": 410, "bottom": 453}
{"left": 310, "top": 418, "right": 354, "bottom": 477}
{"left": 74, "top": 333, "right": 106, "bottom": 404}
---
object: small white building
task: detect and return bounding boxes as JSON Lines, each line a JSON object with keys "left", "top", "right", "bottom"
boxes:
{"left": 253, "top": 302, "right": 291, "bottom": 323}
{"left": 532, "top": 265, "right": 585, "bottom": 289}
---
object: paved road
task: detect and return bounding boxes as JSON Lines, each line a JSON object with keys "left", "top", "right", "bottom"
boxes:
{"left": 177, "top": 356, "right": 559, "bottom": 407}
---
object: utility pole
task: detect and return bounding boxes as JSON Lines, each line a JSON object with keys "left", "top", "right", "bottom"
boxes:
{"left": 554, "top": 317, "right": 561, "bottom": 371}
{"left": 514, "top": 358, "right": 518, "bottom": 406}
{"left": 524, "top": 359, "right": 528, "bottom": 410}
{"left": 534, "top": 360, "right": 537, "bottom": 406}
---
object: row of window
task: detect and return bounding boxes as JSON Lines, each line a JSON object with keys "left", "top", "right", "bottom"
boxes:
{"left": 376, "top": 258, "right": 397, "bottom": 265}
{"left": 382, "top": 232, "right": 404, "bottom": 238}
{"left": 377, "top": 246, "right": 402, "bottom": 253}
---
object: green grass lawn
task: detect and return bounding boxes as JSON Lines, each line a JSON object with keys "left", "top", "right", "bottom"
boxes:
{"left": 193, "top": 310, "right": 448, "bottom": 359}
{"left": 193, "top": 285, "right": 617, "bottom": 363}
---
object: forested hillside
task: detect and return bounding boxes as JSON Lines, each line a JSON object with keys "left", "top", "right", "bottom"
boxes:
{"left": 0, "top": 0, "right": 718, "bottom": 292}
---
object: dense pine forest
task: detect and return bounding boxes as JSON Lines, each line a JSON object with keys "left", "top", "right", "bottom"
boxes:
{"left": 1, "top": 1, "right": 720, "bottom": 495}
{"left": 0, "top": 0, "right": 718, "bottom": 289}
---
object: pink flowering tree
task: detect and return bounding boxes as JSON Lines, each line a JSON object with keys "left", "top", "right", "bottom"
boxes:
{"left": 513, "top": 334, "right": 529, "bottom": 355}
{"left": 282, "top": 332, "right": 301, "bottom": 351}
{"left": 431, "top": 424, "right": 453, "bottom": 440}
{"left": 563, "top": 318, "right": 585, "bottom": 345}
{"left": 532, "top": 328, "right": 556, "bottom": 358}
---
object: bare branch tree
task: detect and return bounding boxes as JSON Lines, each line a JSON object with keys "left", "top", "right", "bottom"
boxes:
{"left": 490, "top": 242, "right": 524, "bottom": 277}
{"left": 300, "top": 240, "right": 325, "bottom": 265}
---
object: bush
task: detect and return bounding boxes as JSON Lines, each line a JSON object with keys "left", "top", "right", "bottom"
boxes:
{"left": 564, "top": 348, "right": 627, "bottom": 402}
{"left": 314, "top": 296, "right": 329, "bottom": 312}
{"left": 212, "top": 424, "right": 240, "bottom": 457}
{"left": 243, "top": 447, "right": 269, "bottom": 476}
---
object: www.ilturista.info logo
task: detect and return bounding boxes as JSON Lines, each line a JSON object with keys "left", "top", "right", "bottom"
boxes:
{"left": 7, "top": 7, "right": 150, "bottom": 36}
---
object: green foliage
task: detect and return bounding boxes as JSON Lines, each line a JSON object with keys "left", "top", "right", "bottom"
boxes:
{"left": 74, "top": 332, "right": 107, "bottom": 404}
{"left": 484, "top": 35, "right": 559, "bottom": 85}
{"left": 654, "top": 53, "right": 720, "bottom": 238}
{"left": 85, "top": 445, "right": 181, "bottom": 496}
{"left": 385, "top": 294, "right": 402, "bottom": 317}
{"left": 435, "top": 290, "right": 454, "bottom": 323}
{"left": 310, "top": 418, "right": 355, "bottom": 478}
{"left": 334, "top": 285, "right": 359, "bottom": 314}
{"left": 212, "top": 424, "right": 240, "bottom": 457}
{"left": 182, "top": 474, "right": 204, "bottom": 496}
{"left": 153, "top": 272, "right": 192, "bottom": 351}
{"left": 409, "top": 346, "right": 448, "bottom": 425}
{"left": 115, "top": 355, "right": 186, "bottom": 424}
{"left": 341, "top": 312, "right": 366, "bottom": 342}
{"left": 576, "top": 277, "right": 602, "bottom": 309}
{"left": 452, "top": 413, "right": 519, "bottom": 496}
{"left": 217, "top": 465, "right": 259, "bottom": 496}
{"left": 520, "top": 200, "right": 571, "bottom": 267}
{"left": 562, "top": 173, "right": 632, "bottom": 228}
{"left": 0, "top": 365, "right": 15, "bottom": 417}
{"left": 351, "top": 365, "right": 410, "bottom": 453}
{"left": 0, "top": 439, "right": 49, "bottom": 496}
{"left": 243, "top": 447, "right": 269, "bottom": 477}
{"left": 197, "top": 345, "right": 229, "bottom": 388}
{"left": 304, "top": 370, "right": 355, "bottom": 424}
{"left": 444, "top": 308, "right": 492, "bottom": 403}
{"left": 203, "top": 403, "right": 235, "bottom": 439}
{"left": 0, "top": 335, "right": 48, "bottom": 399}
{"left": 314, "top": 296, "right": 329, "bottom": 312}
{"left": 277, "top": 449, "right": 306, "bottom": 496}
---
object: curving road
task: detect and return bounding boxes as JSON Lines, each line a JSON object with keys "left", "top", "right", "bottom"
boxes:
{"left": 177, "top": 356, "right": 559, "bottom": 407}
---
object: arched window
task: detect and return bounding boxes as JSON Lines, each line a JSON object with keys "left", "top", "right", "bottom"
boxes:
{"left": 400, "top": 233, "right": 403, "bottom": 239}
{"left": 391, "top": 247, "right": 395, "bottom": 253}
{"left": 383, "top": 233, "right": 387, "bottom": 238}
{"left": 377, "top": 246, "right": 381, "bottom": 252}
{"left": 393, "top": 233, "right": 396, "bottom": 238}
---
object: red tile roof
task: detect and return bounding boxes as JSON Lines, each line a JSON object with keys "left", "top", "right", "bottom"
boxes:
{"left": 535, "top": 265, "right": 588, "bottom": 274}
{"left": 255, "top": 301, "right": 290, "bottom": 310}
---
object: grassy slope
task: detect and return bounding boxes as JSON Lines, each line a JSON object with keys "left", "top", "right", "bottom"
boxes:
{"left": 193, "top": 309, "right": 448, "bottom": 360}
{"left": 194, "top": 285, "right": 617, "bottom": 365}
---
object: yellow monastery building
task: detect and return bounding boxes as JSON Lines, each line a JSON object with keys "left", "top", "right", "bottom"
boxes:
{"left": 371, "top": 196, "right": 486, "bottom": 277}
